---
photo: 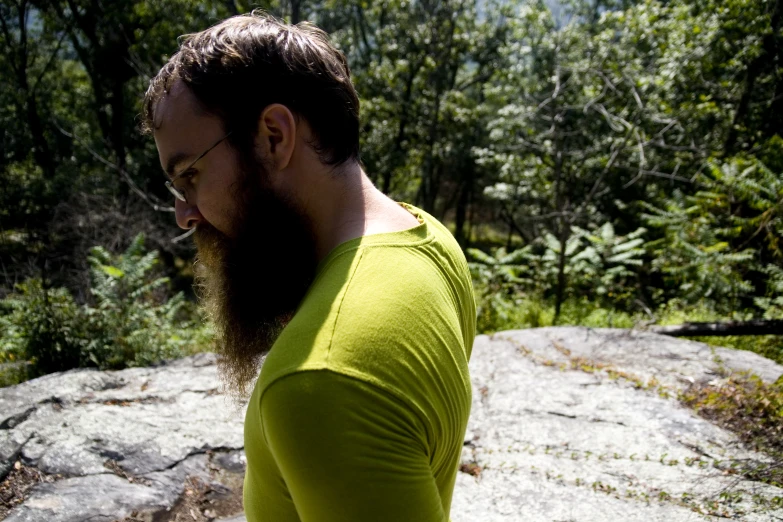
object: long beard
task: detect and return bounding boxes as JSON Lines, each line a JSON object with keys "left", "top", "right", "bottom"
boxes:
{"left": 193, "top": 160, "right": 317, "bottom": 401}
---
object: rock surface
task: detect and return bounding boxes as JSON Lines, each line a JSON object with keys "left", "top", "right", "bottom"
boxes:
{"left": 0, "top": 353, "right": 247, "bottom": 522}
{"left": 0, "top": 328, "right": 782, "bottom": 521}
{"left": 455, "top": 328, "right": 783, "bottom": 521}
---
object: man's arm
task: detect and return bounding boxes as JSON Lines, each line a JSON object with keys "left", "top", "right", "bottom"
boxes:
{"left": 260, "top": 370, "right": 447, "bottom": 522}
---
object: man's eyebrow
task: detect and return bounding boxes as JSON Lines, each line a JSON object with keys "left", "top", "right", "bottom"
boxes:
{"left": 164, "top": 152, "right": 193, "bottom": 178}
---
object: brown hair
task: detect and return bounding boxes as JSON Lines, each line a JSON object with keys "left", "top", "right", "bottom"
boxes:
{"left": 141, "top": 12, "right": 360, "bottom": 166}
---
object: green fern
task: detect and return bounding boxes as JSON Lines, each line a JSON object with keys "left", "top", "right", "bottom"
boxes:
{"left": 641, "top": 156, "right": 781, "bottom": 313}
{"left": 467, "top": 246, "right": 539, "bottom": 332}
{"left": 82, "top": 233, "right": 193, "bottom": 368}
{"left": 568, "top": 223, "right": 647, "bottom": 305}
{"left": 756, "top": 265, "right": 783, "bottom": 320}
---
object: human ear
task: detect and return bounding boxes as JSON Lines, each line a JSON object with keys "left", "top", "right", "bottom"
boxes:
{"left": 255, "top": 104, "right": 296, "bottom": 172}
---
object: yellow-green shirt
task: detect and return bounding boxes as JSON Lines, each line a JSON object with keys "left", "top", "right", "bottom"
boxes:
{"left": 243, "top": 204, "right": 476, "bottom": 522}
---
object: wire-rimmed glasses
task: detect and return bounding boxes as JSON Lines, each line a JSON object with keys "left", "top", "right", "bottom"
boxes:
{"left": 165, "top": 131, "right": 233, "bottom": 204}
{"left": 166, "top": 131, "right": 232, "bottom": 243}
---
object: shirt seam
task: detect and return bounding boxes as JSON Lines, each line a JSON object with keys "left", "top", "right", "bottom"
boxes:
{"left": 326, "top": 249, "right": 365, "bottom": 364}
{"left": 316, "top": 235, "right": 436, "bottom": 280}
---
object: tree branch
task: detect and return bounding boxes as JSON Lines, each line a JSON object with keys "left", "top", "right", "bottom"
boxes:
{"left": 54, "top": 121, "right": 174, "bottom": 213}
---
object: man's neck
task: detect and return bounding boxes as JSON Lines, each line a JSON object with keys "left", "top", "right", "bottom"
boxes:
{"left": 293, "top": 161, "right": 419, "bottom": 262}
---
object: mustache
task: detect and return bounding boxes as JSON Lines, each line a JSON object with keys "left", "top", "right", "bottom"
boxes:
{"left": 194, "top": 222, "right": 228, "bottom": 263}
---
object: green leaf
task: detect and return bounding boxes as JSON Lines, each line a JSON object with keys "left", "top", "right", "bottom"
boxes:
{"left": 99, "top": 265, "right": 125, "bottom": 279}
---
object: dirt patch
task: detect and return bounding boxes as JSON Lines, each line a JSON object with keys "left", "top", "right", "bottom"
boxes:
{"left": 0, "top": 461, "right": 63, "bottom": 520}
{"left": 117, "top": 452, "right": 245, "bottom": 522}
{"left": 459, "top": 462, "right": 482, "bottom": 478}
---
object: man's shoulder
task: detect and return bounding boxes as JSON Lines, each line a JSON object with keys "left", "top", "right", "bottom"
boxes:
{"left": 257, "top": 208, "right": 475, "bottom": 401}
{"left": 276, "top": 242, "right": 449, "bottom": 350}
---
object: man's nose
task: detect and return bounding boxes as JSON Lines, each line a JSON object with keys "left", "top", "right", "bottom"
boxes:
{"left": 175, "top": 198, "right": 204, "bottom": 230}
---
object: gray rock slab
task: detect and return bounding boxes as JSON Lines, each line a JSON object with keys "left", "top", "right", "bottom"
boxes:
{"left": 452, "top": 332, "right": 783, "bottom": 521}
{"left": 1, "top": 330, "right": 782, "bottom": 521}
{"left": 0, "top": 353, "right": 247, "bottom": 521}
{"left": 0, "top": 352, "right": 245, "bottom": 478}
{"left": 501, "top": 327, "right": 783, "bottom": 387}
{"left": 216, "top": 516, "right": 247, "bottom": 522}
{"left": 3, "top": 473, "right": 170, "bottom": 522}
{"left": 3, "top": 450, "right": 246, "bottom": 522}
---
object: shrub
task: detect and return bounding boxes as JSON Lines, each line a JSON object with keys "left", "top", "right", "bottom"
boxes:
{"left": 0, "top": 361, "right": 31, "bottom": 388}
{"left": 467, "top": 246, "right": 534, "bottom": 333}
{"left": 467, "top": 222, "right": 647, "bottom": 332}
{"left": 0, "top": 234, "right": 212, "bottom": 383}
{"left": 0, "top": 279, "right": 86, "bottom": 376}
{"left": 468, "top": 292, "right": 639, "bottom": 334}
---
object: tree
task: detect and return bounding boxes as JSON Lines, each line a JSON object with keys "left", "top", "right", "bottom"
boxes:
{"left": 478, "top": 1, "right": 680, "bottom": 319}
{"left": 0, "top": 0, "right": 235, "bottom": 296}
{"left": 324, "top": 0, "right": 509, "bottom": 242}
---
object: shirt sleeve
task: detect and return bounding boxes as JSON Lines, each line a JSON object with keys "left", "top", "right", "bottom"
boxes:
{"left": 260, "top": 370, "right": 447, "bottom": 522}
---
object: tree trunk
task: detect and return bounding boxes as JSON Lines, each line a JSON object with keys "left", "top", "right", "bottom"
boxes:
{"left": 224, "top": 1, "right": 240, "bottom": 15}
{"left": 553, "top": 227, "right": 568, "bottom": 324}
{"left": 24, "top": 89, "right": 54, "bottom": 179}
{"left": 649, "top": 320, "right": 783, "bottom": 337}
{"left": 382, "top": 57, "right": 423, "bottom": 194}
{"left": 725, "top": 0, "right": 783, "bottom": 154}
{"left": 765, "top": 0, "right": 783, "bottom": 140}
{"left": 110, "top": 77, "right": 126, "bottom": 172}
{"left": 454, "top": 173, "right": 473, "bottom": 247}
{"left": 290, "top": 0, "right": 302, "bottom": 24}
{"left": 3, "top": 1, "right": 55, "bottom": 179}
{"left": 551, "top": 96, "right": 566, "bottom": 323}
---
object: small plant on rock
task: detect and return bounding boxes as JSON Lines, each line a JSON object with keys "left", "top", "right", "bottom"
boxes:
{"left": 680, "top": 371, "right": 783, "bottom": 487}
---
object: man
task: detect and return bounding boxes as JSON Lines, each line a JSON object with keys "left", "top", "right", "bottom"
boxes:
{"left": 142, "top": 12, "right": 476, "bottom": 522}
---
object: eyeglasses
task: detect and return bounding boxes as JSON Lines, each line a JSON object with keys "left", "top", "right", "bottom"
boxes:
{"left": 165, "top": 131, "right": 233, "bottom": 204}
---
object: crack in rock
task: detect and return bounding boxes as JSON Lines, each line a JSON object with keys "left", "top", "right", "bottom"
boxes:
{"left": 76, "top": 396, "right": 175, "bottom": 407}
{"left": 545, "top": 411, "right": 578, "bottom": 420}
{"left": 0, "top": 407, "right": 36, "bottom": 430}
{"left": 137, "top": 446, "right": 245, "bottom": 477}
{"left": 588, "top": 417, "right": 628, "bottom": 427}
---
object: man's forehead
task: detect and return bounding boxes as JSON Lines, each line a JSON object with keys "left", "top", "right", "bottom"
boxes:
{"left": 152, "top": 79, "right": 203, "bottom": 130}
{"left": 154, "top": 80, "right": 225, "bottom": 176}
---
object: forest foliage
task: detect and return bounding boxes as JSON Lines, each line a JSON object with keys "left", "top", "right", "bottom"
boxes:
{"left": 1, "top": 0, "right": 782, "bottom": 381}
